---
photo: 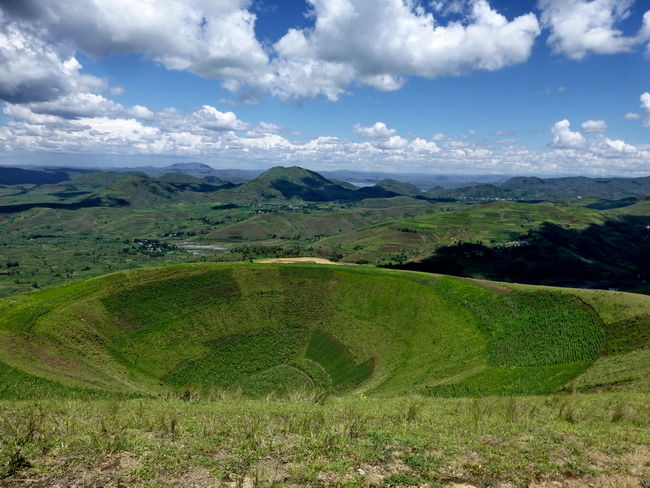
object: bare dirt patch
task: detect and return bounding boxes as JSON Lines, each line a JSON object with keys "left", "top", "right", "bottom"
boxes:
{"left": 257, "top": 257, "right": 354, "bottom": 265}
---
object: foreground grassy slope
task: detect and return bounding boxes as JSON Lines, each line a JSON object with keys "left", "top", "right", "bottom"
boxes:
{"left": 3, "top": 394, "right": 650, "bottom": 487}
{"left": 1, "top": 263, "right": 649, "bottom": 399}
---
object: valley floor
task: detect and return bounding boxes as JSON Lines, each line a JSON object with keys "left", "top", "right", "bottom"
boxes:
{"left": 2, "top": 393, "right": 649, "bottom": 487}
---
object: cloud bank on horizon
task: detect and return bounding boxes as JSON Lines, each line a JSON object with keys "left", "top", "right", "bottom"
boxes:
{"left": 0, "top": 0, "right": 649, "bottom": 176}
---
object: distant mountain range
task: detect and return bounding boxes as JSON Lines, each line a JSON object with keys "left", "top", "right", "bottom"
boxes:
{"left": 0, "top": 163, "right": 260, "bottom": 186}
{"left": 0, "top": 166, "right": 96, "bottom": 185}
{"left": 425, "top": 176, "right": 650, "bottom": 201}
{"left": 3, "top": 163, "right": 650, "bottom": 201}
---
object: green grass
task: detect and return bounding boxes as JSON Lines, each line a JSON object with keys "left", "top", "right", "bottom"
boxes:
{"left": 602, "top": 314, "right": 650, "bottom": 355}
{"left": 424, "top": 362, "right": 591, "bottom": 397}
{"left": 2, "top": 263, "right": 649, "bottom": 400}
{"left": 566, "top": 349, "right": 650, "bottom": 392}
{"left": 431, "top": 277, "right": 604, "bottom": 367}
{"left": 289, "top": 358, "right": 332, "bottom": 389}
{"left": 102, "top": 266, "right": 241, "bottom": 330}
{"left": 2, "top": 393, "right": 650, "bottom": 486}
{"left": 165, "top": 327, "right": 309, "bottom": 392}
{"left": 239, "top": 364, "right": 314, "bottom": 396}
{"left": 0, "top": 360, "right": 125, "bottom": 400}
{"left": 305, "top": 330, "right": 373, "bottom": 388}
{"left": 306, "top": 331, "right": 358, "bottom": 382}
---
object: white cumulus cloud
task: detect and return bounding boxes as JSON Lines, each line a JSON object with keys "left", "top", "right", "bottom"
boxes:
{"left": 3, "top": 104, "right": 64, "bottom": 125}
{"left": 244, "top": 121, "right": 287, "bottom": 138}
{"left": 601, "top": 138, "right": 637, "bottom": 153}
{"left": 641, "top": 92, "right": 650, "bottom": 129}
{"left": 190, "top": 106, "right": 251, "bottom": 132}
{"left": 548, "top": 119, "right": 587, "bottom": 149}
{"left": 539, "top": 0, "right": 648, "bottom": 60}
{"left": 580, "top": 120, "right": 608, "bottom": 134}
{"left": 641, "top": 11, "right": 650, "bottom": 55}
{"left": 19, "top": 93, "right": 124, "bottom": 119}
{"left": 0, "top": 12, "right": 107, "bottom": 103}
{"left": 0, "top": 0, "right": 270, "bottom": 102}
{"left": 3, "top": 109, "right": 650, "bottom": 176}
{"left": 3, "top": 0, "right": 270, "bottom": 78}
{"left": 353, "top": 122, "right": 397, "bottom": 140}
{"left": 126, "top": 105, "right": 156, "bottom": 122}
{"left": 2, "top": 0, "right": 649, "bottom": 105}
{"left": 109, "top": 86, "right": 125, "bottom": 97}
{"left": 270, "top": 0, "right": 540, "bottom": 100}
{"left": 374, "top": 135, "right": 409, "bottom": 150}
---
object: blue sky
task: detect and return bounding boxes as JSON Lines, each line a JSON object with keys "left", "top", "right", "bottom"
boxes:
{"left": 0, "top": 0, "right": 649, "bottom": 176}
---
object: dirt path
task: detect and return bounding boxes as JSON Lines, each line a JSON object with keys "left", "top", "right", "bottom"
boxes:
{"left": 257, "top": 257, "right": 354, "bottom": 265}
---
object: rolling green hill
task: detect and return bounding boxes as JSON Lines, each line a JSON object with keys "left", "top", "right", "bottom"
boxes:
{"left": 424, "top": 175, "right": 650, "bottom": 200}
{"left": 2, "top": 263, "right": 649, "bottom": 400}
{"left": 218, "top": 166, "right": 350, "bottom": 203}
{"left": 0, "top": 166, "right": 97, "bottom": 185}
{"left": 157, "top": 172, "right": 232, "bottom": 192}
{"left": 315, "top": 200, "right": 607, "bottom": 263}
{"left": 69, "top": 171, "right": 149, "bottom": 189}
{"left": 216, "top": 166, "right": 400, "bottom": 203}
{"left": 93, "top": 174, "right": 183, "bottom": 205}
{"left": 500, "top": 175, "right": 650, "bottom": 199}
{"left": 375, "top": 179, "right": 422, "bottom": 197}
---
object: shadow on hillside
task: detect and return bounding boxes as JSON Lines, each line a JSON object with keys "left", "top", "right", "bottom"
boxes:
{"left": 393, "top": 215, "right": 650, "bottom": 292}
{"left": 270, "top": 179, "right": 400, "bottom": 202}
{"left": 0, "top": 197, "right": 129, "bottom": 214}
{"left": 169, "top": 182, "right": 236, "bottom": 193}
{"left": 586, "top": 197, "right": 641, "bottom": 210}
{"left": 212, "top": 203, "right": 241, "bottom": 210}
{"left": 51, "top": 191, "right": 94, "bottom": 198}
{"left": 0, "top": 167, "right": 70, "bottom": 185}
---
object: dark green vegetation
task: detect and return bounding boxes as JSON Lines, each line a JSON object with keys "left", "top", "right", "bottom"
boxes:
{"left": 2, "top": 263, "right": 649, "bottom": 400}
{"left": 316, "top": 198, "right": 650, "bottom": 291}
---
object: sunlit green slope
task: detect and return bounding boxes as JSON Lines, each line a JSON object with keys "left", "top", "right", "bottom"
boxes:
{"left": 316, "top": 200, "right": 608, "bottom": 263}
{"left": 1, "top": 263, "right": 649, "bottom": 399}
